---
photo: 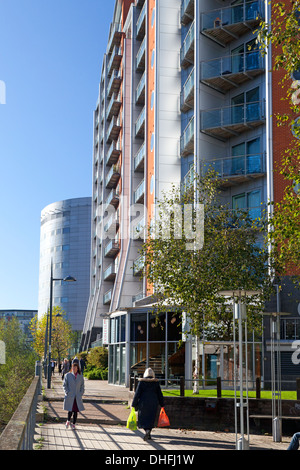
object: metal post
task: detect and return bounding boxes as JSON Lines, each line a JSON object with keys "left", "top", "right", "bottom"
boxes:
{"left": 47, "top": 260, "right": 53, "bottom": 389}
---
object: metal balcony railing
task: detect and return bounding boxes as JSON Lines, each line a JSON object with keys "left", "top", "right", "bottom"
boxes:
{"left": 200, "top": 100, "right": 265, "bottom": 140}
{"left": 201, "top": 51, "right": 264, "bottom": 93}
{"left": 201, "top": 152, "right": 266, "bottom": 187}
{"left": 180, "top": 21, "right": 194, "bottom": 68}
{"left": 180, "top": 116, "right": 194, "bottom": 156}
{"left": 180, "top": 67, "right": 194, "bottom": 112}
{"left": 181, "top": 0, "right": 195, "bottom": 26}
{"left": 134, "top": 179, "right": 145, "bottom": 204}
{"left": 201, "top": 0, "right": 264, "bottom": 47}
{"left": 135, "top": 106, "right": 146, "bottom": 139}
{"left": 134, "top": 142, "right": 145, "bottom": 172}
{"left": 136, "top": 36, "right": 146, "bottom": 72}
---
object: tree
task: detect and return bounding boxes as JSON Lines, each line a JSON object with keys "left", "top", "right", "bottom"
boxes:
{"left": 141, "top": 172, "right": 274, "bottom": 337}
{"left": 0, "top": 317, "right": 36, "bottom": 426}
{"left": 257, "top": 1, "right": 300, "bottom": 277}
{"left": 140, "top": 172, "right": 274, "bottom": 392}
{"left": 30, "top": 306, "right": 75, "bottom": 363}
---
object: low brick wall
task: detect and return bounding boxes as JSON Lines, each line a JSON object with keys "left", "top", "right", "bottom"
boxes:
{"left": 129, "top": 392, "right": 300, "bottom": 434}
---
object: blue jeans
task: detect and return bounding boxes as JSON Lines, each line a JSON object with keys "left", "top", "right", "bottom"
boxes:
{"left": 287, "top": 432, "right": 300, "bottom": 450}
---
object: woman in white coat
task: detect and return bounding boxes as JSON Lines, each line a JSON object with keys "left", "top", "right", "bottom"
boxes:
{"left": 63, "top": 359, "right": 85, "bottom": 429}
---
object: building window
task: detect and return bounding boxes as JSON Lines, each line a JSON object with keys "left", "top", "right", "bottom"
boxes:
{"left": 232, "top": 189, "right": 262, "bottom": 219}
{"left": 151, "top": 8, "right": 155, "bottom": 28}
{"left": 151, "top": 49, "right": 155, "bottom": 69}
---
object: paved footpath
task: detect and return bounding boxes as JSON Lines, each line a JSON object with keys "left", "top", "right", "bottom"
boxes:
{"left": 34, "top": 375, "right": 290, "bottom": 452}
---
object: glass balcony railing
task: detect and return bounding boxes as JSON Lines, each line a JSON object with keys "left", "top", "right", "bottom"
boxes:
{"left": 201, "top": 1, "right": 264, "bottom": 46}
{"left": 103, "top": 262, "right": 118, "bottom": 281}
{"left": 136, "top": 2, "right": 146, "bottom": 39}
{"left": 134, "top": 179, "right": 145, "bottom": 204}
{"left": 181, "top": 0, "right": 195, "bottom": 26}
{"left": 107, "top": 23, "right": 122, "bottom": 54}
{"left": 201, "top": 100, "right": 265, "bottom": 139}
{"left": 180, "top": 21, "right": 194, "bottom": 68}
{"left": 135, "top": 106, "right": 146, "bottom": 138}
{"left": 136, "top": 71, "right": 146, "bottom": 105}
{"left": 134, "top": 142, "right": 145, "bottom": 172}
{"left": 133, "top": 255, "right": 144, "bottom": 276}
{"left": 180, "top": 116, "right": 194, "bottom": 156}
{"left": 106, "top": 140, "right": 121, "bottom": 166}
{"left": 107, "top": 69, "right": 122, "bottom": 99}
{"left": 104, "top": 238, "right": 120, "bottom": 257}
{"left": 136, "top": 36, "right": 146, "bottom": 71}
{"left": 105, "top": 163, "right": 121, "bottom": 189}
{"left": 107, "top": 46, "right": 122, "bottom": 76}
{"left": 201, "top": 152, "right": 266, "bottom": 186}
{"left": 103, "top": 289, "right": 112, "bottom": 304}
{"left": 106, "top": 91, "right": 121, "bottom": 121}
{"left": 106, "top": 115, "right": 121, "bottom": 143}
{"left": 180, "top": 67, "right": 194, "bottom": 112}
{"left": 201, "top": 51, "right": 264, "bottom": 92}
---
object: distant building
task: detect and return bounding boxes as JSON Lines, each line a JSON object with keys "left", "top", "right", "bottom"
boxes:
{"left": 38, "top": 197, "right": 92, "bottom": 343}
{"left": 0, "top": 310, "right": 37, "bottom": 340}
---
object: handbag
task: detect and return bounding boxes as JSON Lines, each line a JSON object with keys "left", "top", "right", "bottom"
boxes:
{"left": 126, "top": 407, "right": 137, "bottom": 431}
{"left": 157, "top": 407, "right": 170, "bottom": 427}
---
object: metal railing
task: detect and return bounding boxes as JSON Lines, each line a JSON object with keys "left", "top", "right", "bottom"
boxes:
{"left": 0, "top": 362, "right": 42, "bottom": 450}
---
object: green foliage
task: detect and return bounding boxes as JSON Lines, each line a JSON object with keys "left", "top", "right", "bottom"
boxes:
{"left": 0, "top": 318, "right": 36, "bottom": 425}
{"left": 86, "top": 347, "right": 108, "bottom": 370}
{"left": 257, "top": 2, "right": 300, "bottom": 279}
{"left": 84, "top": 366, "right": 108, "bottom": 380}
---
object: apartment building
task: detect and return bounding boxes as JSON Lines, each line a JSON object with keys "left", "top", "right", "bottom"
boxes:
{"left": 81, "top": 0, "right": 300, "bottom": 388}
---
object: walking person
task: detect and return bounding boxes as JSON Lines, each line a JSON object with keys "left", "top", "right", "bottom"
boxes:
{"left": 131, "top": 367, "right": 164, "bottom": 441}
{"left": 287, "top": 432, "right": 300, "bottom": 450}
{"left": 61, "top": 358, "right": 70, "bottom": 380}
{"left": 63, "top": 359, "right": 85, "bottom": 430}
{"left": 51, "top": 359, "right": 56, "bottom": 376}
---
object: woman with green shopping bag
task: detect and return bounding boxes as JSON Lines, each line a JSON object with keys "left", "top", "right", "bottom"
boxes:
{"left": 131, "top": 368, "right": 164, "bottom": 441}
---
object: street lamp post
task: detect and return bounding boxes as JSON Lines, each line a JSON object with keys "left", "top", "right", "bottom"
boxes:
{"left": 47, "top": 259, "right": 76, "bottom": 389}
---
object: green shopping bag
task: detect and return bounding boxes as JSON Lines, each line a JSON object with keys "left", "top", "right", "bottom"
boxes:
{"left": 126, "top": 407, "right": 137, "bottom": 431}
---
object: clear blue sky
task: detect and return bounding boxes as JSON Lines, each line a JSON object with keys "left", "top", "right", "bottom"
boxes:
{"left": 0, "top": 0, "right": 114, "bottom": 310}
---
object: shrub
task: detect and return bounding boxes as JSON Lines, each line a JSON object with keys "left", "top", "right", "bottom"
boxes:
{"left": 86, "top": 347, "right": 108, "bottom": 370}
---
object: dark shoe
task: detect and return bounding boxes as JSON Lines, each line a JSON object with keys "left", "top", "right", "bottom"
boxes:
{"left": 144, "top": 430, "right": 150, "bottom": 441}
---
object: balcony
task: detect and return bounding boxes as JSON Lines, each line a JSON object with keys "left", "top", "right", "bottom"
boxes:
{"left": 104, "top": 239, "right": 120, "bottom": 258}
{"left": 106, "top": 115, "right": 121, "bottom": 143}
{"left": 106, "top": 140, "right": 121, "bottom": 166}
{"left": 133, "top": 255, "right": 144, "bottom": 277}
{"left": 135, "top": 106, "right": 145, "bottom": 139}
{"left": 201, "top": 1, "right": 264, "bottom": 47}
{"left": 103, "top": 289, "right": 112, "bottom": 305}
{"left": 201, "top": 152, "right": 266, "bottom": 187}
{"left": 106, "top": 92, "right": 121, "bottom": 121}
{"left": 136, "top": 72, "right": 146, "bottom": 106}
{"left": 181, "top": 0, "right": 194, "bottom": 26}
{"left": 200, "top": 100, "right": 265, "bottom": 141}
{"left": 107, "top": 69, "right": 122, "bottom": 99}
{"left": 201, "top": 51, "right": 264, "bottom": 93}
{"left": 105, "top": 187, "right": 120, "bottom": 209}
{"left": 107, "top": 23, "right": 123, "bottom": 54}
{"left": 134, "top": 142, "right": 145, "bottom": 172}
{"left": 136, "top": 2, "right": 146, "bottom": 40}
{"left": 103, "top": 211, "right": 119, "bottom": 234}
{"left": 180, "top": 21, "right": 194, "bottom": 69}
{"left": 180, "top": 67, "right": 194, "bottom": 112}
{"left": 103, "top": 261, "right": 118, "bottom": 282}
{"left": 107, "top": 46, "right": 122, "bottom": 76}
{"left": 180, "top": 116, "right": 194, "bottom": 156}
{"left": 134, "top": 179, "right": 145, "bottom": 204}
{"left": 132, "top": 218, "right": 145, "bottom": 240}
{"left": 105, "top": 163, "right": 121, "bottom": 189}
{"left": 136, "top": 36, "right": 146, "bottom": 72}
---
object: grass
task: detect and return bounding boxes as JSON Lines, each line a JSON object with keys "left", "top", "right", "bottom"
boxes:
{"left": 162, "top": 389, "right": 297, "bottom": 400}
